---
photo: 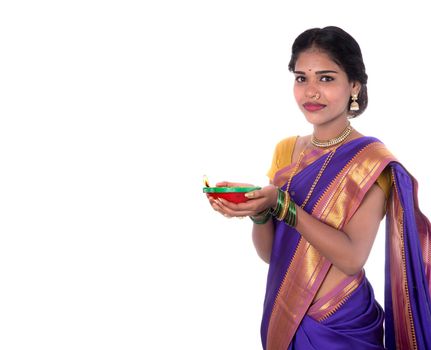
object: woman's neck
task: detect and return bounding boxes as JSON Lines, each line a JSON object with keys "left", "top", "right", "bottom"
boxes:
{"left": 312, "top": 118, "right": 350, "bottom": 141}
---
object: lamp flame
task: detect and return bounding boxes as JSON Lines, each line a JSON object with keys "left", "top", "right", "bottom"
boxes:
{"left": 203, "top": 175, "right": 210, "bottom": 187}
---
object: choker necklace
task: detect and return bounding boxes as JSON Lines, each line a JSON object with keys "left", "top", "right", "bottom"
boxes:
{"left": 311, "top": 123, "right": 352, "bottom": 148}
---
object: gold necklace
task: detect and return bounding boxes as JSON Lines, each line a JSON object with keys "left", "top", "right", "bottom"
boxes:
{"left": 311, "top": 123, "right": 352, "bottom": 148}
{"left": 286, "top": 147, "right": 336, "bottom": 209}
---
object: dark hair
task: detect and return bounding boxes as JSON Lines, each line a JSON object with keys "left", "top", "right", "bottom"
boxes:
{"left": 288, "top": 26, "right": 368, "bottom": 117}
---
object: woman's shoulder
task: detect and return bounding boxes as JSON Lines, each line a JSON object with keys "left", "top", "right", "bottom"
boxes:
{"left": 274, "top": 135, "right": 299, "bottom": 148}
{"left": 347, "top": 129, "right": 383, "bottom": 145}
{"left": 274, "top": 135, "right": 312, "bottom": 152}
{"left": 351, "top": 135, "right": 394, "bottom": 158}
{"left": 347, "top": 133, "right": 394, "bottom": 199}
{"left": 268, "top": 135, "right": 302, "bottom": 180}
{"left": 339, "top": 131, "right": 388, "bottom": 155}
{"left": 343, "top": 133, "right": 395, "bottom": 166}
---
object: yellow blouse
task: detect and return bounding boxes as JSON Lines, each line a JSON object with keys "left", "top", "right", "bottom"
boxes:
{"left": 267, "top": 136, "right": 391, "bottom": 199}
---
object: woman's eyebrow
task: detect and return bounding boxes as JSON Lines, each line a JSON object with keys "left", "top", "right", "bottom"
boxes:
{"left": 293, "top": 70, "right": 338, "bottom": 75}
{"left": 316, "top": 70, "right": 338, "bottom": 74}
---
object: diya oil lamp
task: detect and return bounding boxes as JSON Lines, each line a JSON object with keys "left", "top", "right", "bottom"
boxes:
{"left": 202, "top": 175, "right": 260, "bottom": 204}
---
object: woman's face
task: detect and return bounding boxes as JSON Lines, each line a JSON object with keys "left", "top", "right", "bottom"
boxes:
{"left": 293, "top": 49, "right": 359, "bottom": 127}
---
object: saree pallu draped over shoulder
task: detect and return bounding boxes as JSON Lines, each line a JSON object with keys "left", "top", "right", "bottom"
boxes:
{"left": 260, "top": 137, "right": 431, "bottom": 350}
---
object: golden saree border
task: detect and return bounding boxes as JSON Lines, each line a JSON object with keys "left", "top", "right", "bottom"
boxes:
{"left": 308, "top": 270, "right": 364, "bottom": 322}
{"left": 273, "top": 147, "right": 332, "bottom": 189}
{"left": 388, "top": 171, "right": 417, "bottom": 349}
{"left": 412, "top": 179, "right": 431, "bottom": 290}
{"left": 267, "top": 144, "right": 335, "bottom": 349}
{"left": 313, "top": 142, "right": 395, "bottom": 229}
{"left": 266, "top": 237, "right": 331, "bottom": 350}
{"left": 266, "top": 141, "right": 396, "bottom": 350}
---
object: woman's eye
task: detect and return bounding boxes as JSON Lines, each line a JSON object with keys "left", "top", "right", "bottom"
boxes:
{"left": 320, "top": 76, "right": 334, "bottom": 82}
{"left": 295, "top": 76, "right": 306, "bottom": 83}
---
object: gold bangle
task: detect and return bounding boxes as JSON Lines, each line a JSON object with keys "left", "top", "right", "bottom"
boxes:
{"left": 277, "top": 191, "right": 290, "bottom": 221}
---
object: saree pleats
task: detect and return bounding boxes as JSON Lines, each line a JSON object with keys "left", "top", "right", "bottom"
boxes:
{"left": 291, "top": 276, "right": 384, "bottom": 349}
{"left": 261, "top": 137, "right": 431, "bottom": 349}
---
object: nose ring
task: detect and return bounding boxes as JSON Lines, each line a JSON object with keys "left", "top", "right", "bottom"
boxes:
{"left": 312, "top": 92, "right": 320, "bottom": 100}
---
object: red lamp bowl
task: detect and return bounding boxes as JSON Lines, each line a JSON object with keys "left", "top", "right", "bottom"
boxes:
{"left": 203, "top": 186, "right": 261, "bottom": 204}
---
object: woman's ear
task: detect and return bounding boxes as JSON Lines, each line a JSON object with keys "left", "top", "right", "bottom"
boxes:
{"left": 352, "top": 81, "right": 362, "bottom": 95}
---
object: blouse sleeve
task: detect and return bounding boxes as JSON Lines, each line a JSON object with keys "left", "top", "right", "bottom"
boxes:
{"left": 376, "top": 166, "right": 392, "bottom": 200}
{"left": 267, "top": 136, "right": 298, "bottom": 182}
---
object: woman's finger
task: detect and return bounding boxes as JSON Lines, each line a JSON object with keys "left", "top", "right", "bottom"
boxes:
{"left": 245, "top": 189, "right": 261, "bottom": 199}
{"left": 218, "top": 197, "right": 263, "bottom": 212}
{"left": 215, "top": 181, "right": 254, "bottom": 188}
{"left": 216, "top": 198, "right": 259, "bottom": 217}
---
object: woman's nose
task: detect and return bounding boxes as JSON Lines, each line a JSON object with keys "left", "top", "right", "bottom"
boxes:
{"left": 305, "top": 87, "right": 320, "bottom": 100}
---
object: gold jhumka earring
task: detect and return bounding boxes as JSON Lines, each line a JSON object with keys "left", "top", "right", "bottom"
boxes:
{"left": 350, "top": 93, "right": 360, "bottom": 111}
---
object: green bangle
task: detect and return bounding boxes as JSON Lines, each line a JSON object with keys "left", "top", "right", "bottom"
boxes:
{"left": 284, "top": 199, "right": 297, "bottom": 227}
{"left": 271, "top": 189, "right": 285, "bottom": 218}
{"left": 250, "top": 208, "right": 271, "bottom": 224}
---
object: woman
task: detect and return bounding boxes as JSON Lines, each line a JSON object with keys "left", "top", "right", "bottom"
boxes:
{"left": 208, "top": 26, "right": 431, "bottom": 349}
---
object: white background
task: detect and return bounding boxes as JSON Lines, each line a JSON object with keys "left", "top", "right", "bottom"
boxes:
{"left": 1, "top": 1, "right": 430, "bottom": 349}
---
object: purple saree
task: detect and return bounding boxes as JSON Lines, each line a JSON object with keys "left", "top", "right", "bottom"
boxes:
{"left": 261, "top": 137, "right": 431, "bottom": 349}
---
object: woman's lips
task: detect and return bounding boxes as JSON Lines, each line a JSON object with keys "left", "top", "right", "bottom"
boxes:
{"left": 303, "top": 103, "right": 326, "bottom": 112}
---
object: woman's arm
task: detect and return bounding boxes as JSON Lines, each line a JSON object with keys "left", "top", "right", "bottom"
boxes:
{"left": 295, "top": 183, "right": 386, "bottom": 275}
{"left": 211, "top": 183, "right": 386, "bottom": 274}
{"left": 251, "top": 220, "right": 274, "bottom": 263}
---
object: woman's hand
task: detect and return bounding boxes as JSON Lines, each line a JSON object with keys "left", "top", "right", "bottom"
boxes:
{"left": 207, "top": 182, "right": 278, "bottom": 218}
